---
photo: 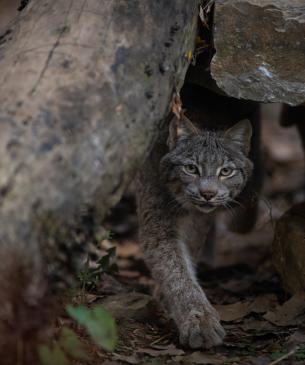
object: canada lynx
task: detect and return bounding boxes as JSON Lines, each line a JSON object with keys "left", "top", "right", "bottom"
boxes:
{"left": 137, "top": 115, "right": 253, "bottom": 348}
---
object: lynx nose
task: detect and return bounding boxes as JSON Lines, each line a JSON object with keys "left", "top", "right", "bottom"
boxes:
{"left": 200, "top": 190, "right": 217, "bottom": 201}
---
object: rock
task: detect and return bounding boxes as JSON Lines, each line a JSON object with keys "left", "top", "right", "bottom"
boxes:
{"left": 211, "top": 0, "right": 305, "bottom": 105}
{"left": 272, "top": 203, "right": 305, "bottom": 294}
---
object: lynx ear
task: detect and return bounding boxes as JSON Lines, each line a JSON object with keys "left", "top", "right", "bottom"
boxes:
{"left": 224, "top": 119, "right": 252, "bottom": 155}
{"left": 167, "top": 115, "right": 199, "bottom": 150}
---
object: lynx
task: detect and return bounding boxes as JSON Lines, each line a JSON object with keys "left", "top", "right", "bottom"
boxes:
{"left": 137, "top": 115, "right": 253, "bottom": 348}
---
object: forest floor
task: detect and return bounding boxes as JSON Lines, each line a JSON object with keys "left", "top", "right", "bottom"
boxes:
{"left": 55, "top": 113, "right": 305, "bottom": 365}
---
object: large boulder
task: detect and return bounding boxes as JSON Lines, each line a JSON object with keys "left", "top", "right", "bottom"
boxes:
{"left": 211, "top": 0, "right": 305, "bottom": 105}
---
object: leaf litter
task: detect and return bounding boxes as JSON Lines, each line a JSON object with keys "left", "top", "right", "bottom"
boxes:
{"left": 52, "top": 113, "right": 305, "bottom": 365}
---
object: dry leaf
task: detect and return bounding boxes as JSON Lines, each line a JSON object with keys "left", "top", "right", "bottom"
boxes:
{"left": 100, "top": 293, "right": 157, "bottom": 321}
{"left": 251, "top": 294, "right": 278, "bottom": 313}
{"left": 237, "top": 318, "right": 277, "bottom": 333}
{"left": 263, "top": 293, "right": 305, "bottom": 326}
{"left": 137, "top": 344, "right": 184, "bottom": 357}
{"left": 171, "top": 93, "right": 183, "bottom": 119}
{"left": 113, "top": 354, "right": 140, "bottom": 364}
{"left": 215, "top": 301, "right": 250, "bottom": 322}
{"left": 215, "top": 294, "right": 278, "bottom": 322}
{"left": 97, "top": 273, "right": 126, "bottom": 295}
{"left": 174, "top": 351, "right": 226, "bottom": 364}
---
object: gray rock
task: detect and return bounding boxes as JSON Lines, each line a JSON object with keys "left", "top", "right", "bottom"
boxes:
{"left": 211, "top": 0, "right": 305, "bottom": 105}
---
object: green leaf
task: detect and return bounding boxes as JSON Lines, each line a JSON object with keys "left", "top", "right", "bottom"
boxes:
{"left": 67, "top": 305, "right": 117, "bottom": 351}
{"left": 296, "top": 347, "right": 305, "bottom": 360}
{"left": 97, "top": 255, "right": 110, "bottom": 270}
{"left": 59, "top": 327, "right": 89, "bottom": 360}
{"left": 107, "top": 246, "right": 116, "bottom": 258}
{"left": 270, "top": 351, "right": 286, "bottom": 361}
{"left": 38, "top": 344, "right": 69, "bottom": 365}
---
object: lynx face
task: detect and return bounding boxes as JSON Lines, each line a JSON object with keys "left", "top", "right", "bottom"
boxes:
{"left": 160, "top": 117, "right": 253, "bottom": 213}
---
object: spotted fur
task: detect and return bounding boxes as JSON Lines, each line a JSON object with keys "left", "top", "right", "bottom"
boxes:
{"left": 137, "top": 116, "right": 253, "bottom": 348}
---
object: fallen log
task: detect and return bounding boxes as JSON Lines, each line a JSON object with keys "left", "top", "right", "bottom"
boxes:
{"left": 0, "top": 0, "right": 198, "bottom": 362}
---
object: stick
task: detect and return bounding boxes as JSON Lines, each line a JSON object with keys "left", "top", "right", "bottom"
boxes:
{"left": 267, "top": 347, "right": 298, "bottom": 365}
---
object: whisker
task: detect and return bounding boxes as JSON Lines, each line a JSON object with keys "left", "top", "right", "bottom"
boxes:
{"left": 223, "top": 203, "right": 235, "bottom": 219}
{"left": 229, "top": 198, "right": 246, "bottom": 210}
{"left": 223, "top": 202, "right": 239, "bottom": 219}
{"left": 165, "top": 196, "right": 181, "bottom": 210}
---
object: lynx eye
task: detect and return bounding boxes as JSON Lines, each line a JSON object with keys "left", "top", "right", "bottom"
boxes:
{"left": 219, "top": 167, "right": 234, "bottom": 178}
{"left": 184, "top": 164, "right": 198, "bottom": 175}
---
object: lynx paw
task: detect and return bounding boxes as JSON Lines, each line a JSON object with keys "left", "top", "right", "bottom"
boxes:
{"left": 179, "top": 308, "right": 225, "bottom": 349}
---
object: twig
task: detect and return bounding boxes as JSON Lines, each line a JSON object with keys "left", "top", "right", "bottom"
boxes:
{"left": 267, "top": 347, "right": 298, "bottom": 365}
{"left": 150, "top": 333, "right": 171, "bottom": 346}
{"left": 201, "top": 0, "right": 215, "bottom": 11}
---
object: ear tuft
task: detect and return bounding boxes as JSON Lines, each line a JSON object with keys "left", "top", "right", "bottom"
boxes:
{"left": 224, "top": 119, "right": 252, "bottom": 154}
{"left": 167, "top": 115, "right": 199, "bottom": 150}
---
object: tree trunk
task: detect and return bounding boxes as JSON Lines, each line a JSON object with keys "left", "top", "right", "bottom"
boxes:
{"left": 0, "top": 0, "right": 198, "bottom": 362}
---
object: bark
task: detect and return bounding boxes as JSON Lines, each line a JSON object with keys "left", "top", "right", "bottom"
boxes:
{"left": 0, "top": 0, "right": 198, "bottom": 273}
{"left": 0, "top": 1, "right": 198, "bottom": 361}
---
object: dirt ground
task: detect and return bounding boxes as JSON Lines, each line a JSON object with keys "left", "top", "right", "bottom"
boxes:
{"left": 57, "top": 107, "right": 305, "bottom": 365}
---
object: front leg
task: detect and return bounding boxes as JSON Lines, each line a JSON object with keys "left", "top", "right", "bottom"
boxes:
{"left": 138, "top": 203, "right": 225, "bottom": 348}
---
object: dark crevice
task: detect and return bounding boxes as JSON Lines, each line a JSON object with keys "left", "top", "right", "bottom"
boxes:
{"left": 18, "top": 0, "right": 31, "bottom": 11}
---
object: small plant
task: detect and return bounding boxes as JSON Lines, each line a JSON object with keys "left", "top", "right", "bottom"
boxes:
{"left": 38, "top": 305, "right": 117, "bottom": 365}
{"left": 78, "top": 246, "right": 118, "bottom": 293}
{"left": 296, "top": 346, "right": 305, "bottom": 360}
{"left": 39, "top": 230, "right": 118, "bottom": 365}
{"left": 270, "top": 351, "right": 286, "bottom": 361}
{"left": 67, "top": 305, "right": 117, "bottom": 351}
{"left": 38, "top": 327, "right": 89, "bottom": 365}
